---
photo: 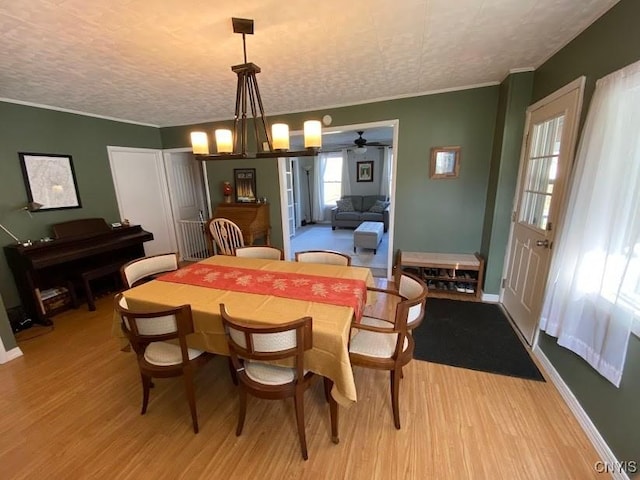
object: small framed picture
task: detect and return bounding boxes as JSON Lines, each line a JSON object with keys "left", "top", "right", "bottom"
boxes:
{"left": 429, "top": 146, "right": 461, "bottom": 179}
{"left": 233, "top": 168, "right": 257, "bottom": 202}
{"left": 356, "top": 161, "right": 373, "bottom": 182}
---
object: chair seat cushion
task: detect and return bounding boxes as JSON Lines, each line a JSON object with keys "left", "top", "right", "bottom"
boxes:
{"left": 349, "top": 317, "right": 409, "bottom": 358}
{"left": 245, "top": 361, "right": 308, "bottom": 385}
{"left": 144, "top": 341, "right": 204, "bottom": 366}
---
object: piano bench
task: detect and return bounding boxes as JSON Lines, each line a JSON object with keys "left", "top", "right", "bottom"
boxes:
{"left": 80, "top": 262, "right": 123, "bottom": 311}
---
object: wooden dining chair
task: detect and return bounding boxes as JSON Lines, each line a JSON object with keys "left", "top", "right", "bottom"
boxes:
{"left": 234, "top": 245, "right": 284, "bottom": 260}
{"left": 396, "top": 272, "right": 428, "bottom": 331}
{"left": 348, "top": 276, "right": 428, "bottom": 429}
{"left": 295, "top": 249, "right": 352, "bottom": 266}
{"left": 121, "top": 253, "right": 179, "bottom": 289}
{"left": 220, "top": 304, "right": 338, "bottom": 460}
{"left": 208, "top": 218, "right": 245, "bottom": 255}
{"left": 114, "top": 293, "right": 212, "bottom": 433}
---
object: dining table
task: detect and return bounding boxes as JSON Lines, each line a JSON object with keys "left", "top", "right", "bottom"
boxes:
{"left": 115, "top": 254, "right": 375, "bottom": 407}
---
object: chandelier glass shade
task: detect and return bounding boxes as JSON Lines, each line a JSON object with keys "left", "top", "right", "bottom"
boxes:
{"left": 191, "top": 18, "right": 322, "bottom": 160}
{"left": 354, "top": 146, "right": 367, "bottom": 154}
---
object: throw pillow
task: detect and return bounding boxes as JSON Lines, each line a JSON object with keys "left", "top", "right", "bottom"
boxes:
{"left": 368, "top": 200, "right": 387, "bottom": 213}
{"left": 336, "top": 198, "right": 355, "bottom": 212}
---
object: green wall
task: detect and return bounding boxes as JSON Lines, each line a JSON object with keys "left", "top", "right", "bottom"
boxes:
{"left": 162, "top": 86, "right": 500, "bottom": 261}
{"left": 0, "top": 102, "right": 162, "bottom": 310}
{"left": 481, "top": 73, "right": 533, "bottom": 294}
{"left": 532, "top": 0, "right": 640, "bottom": 468}
{"left": 0, "top": 293, "right": 17, "bottom": 352}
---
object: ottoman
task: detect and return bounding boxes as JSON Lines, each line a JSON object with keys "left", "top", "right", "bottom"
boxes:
{"left": 353, "top": 221, "right": 384, "bottom": 254}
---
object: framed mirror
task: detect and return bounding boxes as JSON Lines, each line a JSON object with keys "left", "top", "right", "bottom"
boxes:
{"left": 429, "top": 146, "right": 461, "bottom": 179}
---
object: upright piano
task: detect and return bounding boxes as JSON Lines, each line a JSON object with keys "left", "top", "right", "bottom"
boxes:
{"left": 4, "top": 218, "right": 153, "bottom": 324}
{"left": 212, "top": 202, "right": 271, "bottom": 246}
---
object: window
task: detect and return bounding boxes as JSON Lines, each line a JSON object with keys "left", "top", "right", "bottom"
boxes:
{"left": 323, "top": 153, "right": 343, "bottom": 206}
{"left": 519, "top": 115, "right": 562, "bottom": 230}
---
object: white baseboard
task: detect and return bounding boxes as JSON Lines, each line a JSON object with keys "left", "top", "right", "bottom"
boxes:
{"left": 533, "top": 346, "right": 631, "bottom": 480}
{"left": 481, "top": 292, "right": 500, "bottom": 303}
{"left": 0, "top": 346, "right": 24, "bottom": 364}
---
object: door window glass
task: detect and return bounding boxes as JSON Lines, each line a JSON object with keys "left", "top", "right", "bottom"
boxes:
{"left": 519, "top": 115, "right": 564, "bottom": 230}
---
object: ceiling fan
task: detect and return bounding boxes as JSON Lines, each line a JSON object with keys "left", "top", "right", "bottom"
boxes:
{"left": 351, "top": 131, "right": 389, "bottom": 154}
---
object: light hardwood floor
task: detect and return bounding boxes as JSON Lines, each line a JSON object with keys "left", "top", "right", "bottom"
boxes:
{"left": 0, "top": 294, "right": 607, "bottom": 479}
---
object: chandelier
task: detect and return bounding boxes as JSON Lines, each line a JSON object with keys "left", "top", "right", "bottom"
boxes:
{"left": 191, "top": 18, "right": 322, "bottom": 160}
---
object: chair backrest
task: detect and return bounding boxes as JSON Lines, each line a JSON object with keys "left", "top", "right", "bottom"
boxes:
{"left": 208, "top": 218, "right": 245, "bottom": 255}
{"left": 121, "top": 253, "right": 179, "bottom": 289}
{"left": 114, "top": 292, "right": 194, "bottom": 362}
{"left": 235, "top": 245, "right": 284, "bottom": 260}
{"left": 397, "top": 272, "right": 428, "bottom": 330}
{"left": 386, "top": 284, "right": 428, "bottom": 358}
{"left": 220, "top": 304, "right": 312, "bottom": 383}
{"left": 295, "top": 250, "right": 351, "bottom": 266}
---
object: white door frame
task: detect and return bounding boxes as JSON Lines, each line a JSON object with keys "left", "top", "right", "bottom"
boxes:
{"left": 278, "top": 119, "right": 399, "bottom": 278}
{"left": 500, "top": 77, "right": 586, "bottom": 347}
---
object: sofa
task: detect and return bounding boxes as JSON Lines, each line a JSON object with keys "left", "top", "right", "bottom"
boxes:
{"left": 330, "top": 195, "right": 390, "bottom": 232}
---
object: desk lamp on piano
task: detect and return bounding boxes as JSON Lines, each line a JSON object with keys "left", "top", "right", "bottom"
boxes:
{"left": 4, "top": 217, "right": 153, "bottom": 325}
{"left": 0, "top": 202, "right": 43, "bottom": 247}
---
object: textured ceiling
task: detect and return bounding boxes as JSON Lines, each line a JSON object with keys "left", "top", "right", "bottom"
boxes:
{"left": 0, "top": 0, "right": 618, "bottom": 127}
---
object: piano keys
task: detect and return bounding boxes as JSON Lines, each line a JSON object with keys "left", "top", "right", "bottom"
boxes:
{"left": 4, "top": 218, "right": 153, "bottom": 324}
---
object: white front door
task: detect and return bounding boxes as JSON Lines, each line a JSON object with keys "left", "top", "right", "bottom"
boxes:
{"left": 108, "top": 146, "right": 177, "bottom": 256}
{"left": 502, "top": 78, "right": 584, "bottom": 345}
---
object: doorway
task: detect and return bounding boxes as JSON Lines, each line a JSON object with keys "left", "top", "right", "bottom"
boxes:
{"left": 279, "top": 120, "right": 399, "bottom": 278}
{"left": 501, "top": 78, "right": 585, "bottom": 345}
{"left": 108, "top": 146, "right": 210, "bottom": 261}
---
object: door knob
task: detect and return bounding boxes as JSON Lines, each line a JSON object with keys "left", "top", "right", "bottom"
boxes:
{"left": 536, "top": 239, "right": 550, "bottom": 248}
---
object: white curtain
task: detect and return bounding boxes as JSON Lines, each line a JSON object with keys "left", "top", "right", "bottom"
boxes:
{"left": 380, "top": 147, "right": 392, "bottom": 200}
{"left": 313, "top": 154, "right": 327, "bottom": 223}
{"left": 540, "top": 60, "right": 640, "bottom": 387}
{"left": 341, "top": 149, "right": 351, "bottom": 197}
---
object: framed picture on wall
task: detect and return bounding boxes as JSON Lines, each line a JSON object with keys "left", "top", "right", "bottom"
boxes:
{"left": 18, "top": 152, "right": 82, "bottom": 211}
{"left": 233, "top": 168, "right": 257, "bottom": 202}
{"left": 429, "top": 146, "right": 461, "bottom": 179}
{"left": 357, "top": 161, "right": 374, "bottom": 182}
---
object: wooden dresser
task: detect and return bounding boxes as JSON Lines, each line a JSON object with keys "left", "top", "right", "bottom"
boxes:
{"left": 212, "top": 202, "right": 271, "bottom": 246}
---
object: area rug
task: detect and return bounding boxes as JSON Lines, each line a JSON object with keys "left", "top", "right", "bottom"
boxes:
{"left": 413, "top": 298, "right": 545, "bottom": 381}
{"left": 290, "top": 224, "right": 388, "bottom": 272}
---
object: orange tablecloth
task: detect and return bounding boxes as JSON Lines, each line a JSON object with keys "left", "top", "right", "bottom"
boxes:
{"left": 119, "top": 255, "right": 375, "bottom": 405}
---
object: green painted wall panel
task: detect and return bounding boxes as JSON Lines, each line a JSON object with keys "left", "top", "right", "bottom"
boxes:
{"left": 0, "top": 102, "right": 162, "bottom": 310}
{"left": 540, "top": 333, "right": 640, "bottom": 467}
{"left": 532, "top": 0, "right": 640, "bottom": 469}
{"left": 482, "top": 73, "right": 533, "bottom": 294}
{"left": 481, "top": 79, "right": 509, "bottom": 257}
{"left": 162, "top": 87, "right": 500, "bottom": 258}
{"left": 0, "top": 293, "right": 17, "bottom": 352}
